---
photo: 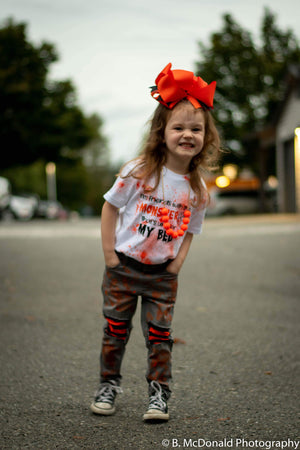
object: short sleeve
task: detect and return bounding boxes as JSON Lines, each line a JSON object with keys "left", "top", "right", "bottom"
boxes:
{"left": 188, "top": 205, "right": 206, "bottom": 234}
{"left": 187, "top": 178, "right": 208, "bottom": 234}
{"left": 103, "top": 162, "right": 138, "bottom": 209}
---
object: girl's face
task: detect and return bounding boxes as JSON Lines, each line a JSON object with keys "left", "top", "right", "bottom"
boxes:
{"left": 164, "top": 102, "right": 205, "bottom": 174}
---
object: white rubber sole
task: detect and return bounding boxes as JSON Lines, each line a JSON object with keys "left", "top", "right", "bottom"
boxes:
{"left": 90, "top": 402, "right": 116, "bottom": 415}
{"left": 143, "top": 408, "right": 169, "bottom": 421}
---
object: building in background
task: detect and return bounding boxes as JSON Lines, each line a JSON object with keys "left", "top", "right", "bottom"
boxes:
{"left": 275, "top": 65, "right": 300, "bottom": 213}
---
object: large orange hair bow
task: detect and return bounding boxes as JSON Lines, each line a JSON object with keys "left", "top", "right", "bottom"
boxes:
{"left": 151, "top": 63, "right": 216, "bottom": 110}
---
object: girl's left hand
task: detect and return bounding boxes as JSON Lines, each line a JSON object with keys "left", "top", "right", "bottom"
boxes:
{"left": 166, "top": 260, "right": 181, "bottom": 274}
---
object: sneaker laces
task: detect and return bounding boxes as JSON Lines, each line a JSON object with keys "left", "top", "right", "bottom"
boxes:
{"left": 148, "top": 381, "right": 167, "bottom": 410}
{"left": 95, "top": 381, "right": 123, "bottom": 403}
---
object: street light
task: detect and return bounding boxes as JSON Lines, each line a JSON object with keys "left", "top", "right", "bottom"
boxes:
{"left": 223, "top": 164, "right": 238, "bottom": 180}
{"left": 215, "top": 175, "right": 230, "bottom": 188}
{"left": 45, "top": 162, "right": 57, "bottom": 202}
{"left": 294, "top": 128, "right": 300, "bottom": 212}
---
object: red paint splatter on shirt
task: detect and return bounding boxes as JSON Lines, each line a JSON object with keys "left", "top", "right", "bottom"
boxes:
{"left": 132, "top": 224, "right": 139, "bottom": 233}
{"left": 140, "top": 250, "right": 147, "bottom": 260}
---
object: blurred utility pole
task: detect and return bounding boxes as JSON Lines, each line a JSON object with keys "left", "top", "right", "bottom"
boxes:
{"left": 45, "top": 162, "right": 57, "bottom": 202}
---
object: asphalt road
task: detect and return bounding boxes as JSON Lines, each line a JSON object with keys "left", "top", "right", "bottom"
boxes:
{"left": 0, "top": 215, "right": 299, "bottom": 450}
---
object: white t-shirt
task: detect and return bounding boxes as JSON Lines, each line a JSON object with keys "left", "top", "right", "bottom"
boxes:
{"left": 103, "top": 163, "right": 207, "bottom": 264}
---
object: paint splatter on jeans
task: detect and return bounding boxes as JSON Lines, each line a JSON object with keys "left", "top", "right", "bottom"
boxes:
{"left": 100, "top": 261, "right": 178, "bottom": 392}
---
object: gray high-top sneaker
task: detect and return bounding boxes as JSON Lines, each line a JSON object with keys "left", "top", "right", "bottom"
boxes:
{"left": 143, "top": 381, "right": 169, "bottom": 421}
{"left": 90, "top": 380, "right": 123, "bottom": 415}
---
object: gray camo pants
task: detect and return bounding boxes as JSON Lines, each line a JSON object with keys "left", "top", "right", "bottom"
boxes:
{"left": 100, "top": 259, "right": 178, "bottom": 392}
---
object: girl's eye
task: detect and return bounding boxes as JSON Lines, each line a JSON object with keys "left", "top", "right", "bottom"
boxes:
{"left": 193, "top": 127, "right": 202, "bottom": 132}
{"left": 174, "top": 127, "right": 182, "bottom": 130}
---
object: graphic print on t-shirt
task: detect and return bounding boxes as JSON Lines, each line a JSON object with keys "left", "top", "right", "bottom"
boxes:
{"left": 103, "top": 166, "right": 206, "bottom": 264}
{"left": 135, "top": 190, "right": 190, "bottom": 243}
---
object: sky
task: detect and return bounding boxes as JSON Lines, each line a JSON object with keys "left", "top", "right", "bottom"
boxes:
{"left": 2, "top": 0, "right": 300, "bottom": 165}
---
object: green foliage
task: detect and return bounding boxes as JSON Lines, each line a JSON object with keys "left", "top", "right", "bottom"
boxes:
{"left": 0, "top": 17, "right": 111, "bottom": 212}
{"left": 81, "top": 114, "right": 110, "bottom": 167}
{"left": 0, "top": 18, "right": 106, "bottom": 170}
{"left": 1, "top": 160, "right": 47, "bottom": 197}
{"left": 196, "top": 8, "right": 300, "bottom": 170}
{"left": 85, "top": 166, "right": 118, "bottom": 215}
{"left": 260, "top": 10, "right": 300, "bottom": 121}
{"left": 0, "top": 159, "right": 114, "bottom": 212}
{"left": 56, "top": 160, "right": 89, "bottom": 211}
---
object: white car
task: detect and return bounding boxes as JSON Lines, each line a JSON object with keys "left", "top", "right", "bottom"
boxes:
{"left": 8, "top": 195, "right": 37, "bottom": 221}
{"left": 207, "top": 188, "right": 276, "bottom": 216}
{"left": 0, "top": 176, "right": 11, "bottom": 212}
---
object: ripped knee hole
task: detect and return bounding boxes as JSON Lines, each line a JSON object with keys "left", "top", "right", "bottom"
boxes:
{"left": 105, "top": 316, "right": 130, "bottom": 341}
{"left": 148, "top": 323, "right": 172, "bottom": 344}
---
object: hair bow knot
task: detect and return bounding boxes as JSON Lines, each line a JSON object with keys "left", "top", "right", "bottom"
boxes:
{"left": 151, "top": 63, "right": 216, "bottom": 110}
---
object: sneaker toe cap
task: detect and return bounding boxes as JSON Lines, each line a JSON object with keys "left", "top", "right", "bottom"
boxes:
{"left": 143, "top": 408, "right": 169, "bottom": 421}
{"left": 96, "top": 401, "right": 113, "bottom": 409}
{"left": 90, "top": 401, "right": 115, "bottom": 415}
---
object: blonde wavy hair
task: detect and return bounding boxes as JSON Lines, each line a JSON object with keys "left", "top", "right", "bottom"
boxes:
{"left": 119, "top": 100, "right": 222, "bottom": 207}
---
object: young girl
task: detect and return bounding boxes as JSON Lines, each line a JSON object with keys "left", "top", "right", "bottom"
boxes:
{"left": 90, "top": 63, "right": 221, "bottom": 421}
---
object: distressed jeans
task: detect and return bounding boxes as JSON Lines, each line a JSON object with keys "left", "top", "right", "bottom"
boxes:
{"left": 100, "top": 258, "right": 178, "bottom": 392}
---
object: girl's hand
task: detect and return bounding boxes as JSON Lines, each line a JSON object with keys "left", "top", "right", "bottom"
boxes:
{"left": 166, "top": 232, "right": 193, "bottom": 275}
{"left": 105, "top": 254, "right": 121, "bottom": 268}
{"left": 166, "top": 260, "right": 181, "bottom": 274}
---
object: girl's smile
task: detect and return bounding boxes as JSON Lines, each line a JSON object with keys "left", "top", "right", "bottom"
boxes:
{"left": 164, "top": 103, "right": 206, "bottom": 174}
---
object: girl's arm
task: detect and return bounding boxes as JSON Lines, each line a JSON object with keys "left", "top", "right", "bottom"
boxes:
{"left": 166, "top": 232, "right": 194, "bottom": 274}
{"left": 101, "top": 201, "right": 120, "bottom": 267}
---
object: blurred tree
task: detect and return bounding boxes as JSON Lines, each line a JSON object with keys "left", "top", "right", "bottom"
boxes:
{"left": 82, "top": 114, "right": 110, "bottom": 168}
{"left": 2, "top": 158, "right": 101, "bottom": 212}
{"left": 0, "top": 18, "right": 106, "bottom": 170}
{"left": 260, "top": 10, "right": 300, "bottom": 121}
{"left": 2, "top": 160, "right": 47, "bottom": 197}
{"left": 85, "top": 163, "right": 120, "bottom": 215}
{"left": 196, "top": 8, "right": 300, "bottom": 171}
{"left": 56, "top": 160, "right": 89, "bottom": 211}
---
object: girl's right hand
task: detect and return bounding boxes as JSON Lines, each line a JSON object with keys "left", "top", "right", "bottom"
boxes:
{"left": 105, "top": 255, "right": 121, "bottom": 268}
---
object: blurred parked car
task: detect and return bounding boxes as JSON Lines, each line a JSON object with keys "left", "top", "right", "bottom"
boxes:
{"left": 0, "top": 179, "right": 69, "bottom": 221}
{"left": 207, "top": 188, "right": 277, "bottom": 216}
{"left": 6, "top": 195, "right": 37, "bottom": 221}
{"left": 0, "top": 177, "right": 11, "bottom": 217}
{"left": 0, "top": 180, "right": 38, "bottom": 221}
{"left": 36, "top": 200, "right": 68, "bottom": 220}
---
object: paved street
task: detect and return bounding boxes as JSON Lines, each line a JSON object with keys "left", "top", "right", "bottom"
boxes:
{"left": 0, "top": 215, "right": 299, "bottom": 450}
